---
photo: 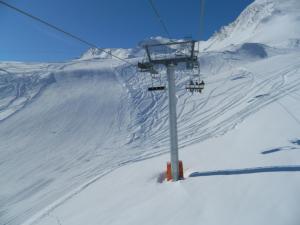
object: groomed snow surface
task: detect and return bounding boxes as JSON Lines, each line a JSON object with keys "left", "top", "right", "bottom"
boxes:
{"left": 1, "top": 0, "right": 300, "bottom": 224}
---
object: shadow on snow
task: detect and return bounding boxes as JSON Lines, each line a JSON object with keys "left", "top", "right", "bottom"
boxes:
{"left": 261, "top": 146, "right": 298, "bottom": 154}
{"left": 291, "top": 139, "right": 300, "bottom": 146}
{"left": 189, "top": 165, "right": 300, "bottom": 177}
{"left": 261, "top": 139, "right": 300, "bottom": 154}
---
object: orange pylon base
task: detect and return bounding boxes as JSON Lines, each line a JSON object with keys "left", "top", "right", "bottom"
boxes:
{"left": 166, "top": 160, "right": 184, "bottom": 181}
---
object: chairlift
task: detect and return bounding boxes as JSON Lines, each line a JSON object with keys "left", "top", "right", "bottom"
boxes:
{"left": 148, "top": 71, "right": 166, "bottom": 92}
{"left": 138, "top": 62, "right": 153, "bottom": 73}
{"left": 186, "top": 61, "right": 199, "bottom": 70}
{"left": 148, "top": 86, "right": 166, "bottom": 91}
{"left": 186, "top": 79, "right": 205, "bottom": 93}
{"left": 193, "top": 62, "right": 199, "bottom": 68}
{"left": 186, "top": 66, "right": 205, "bottom": 93}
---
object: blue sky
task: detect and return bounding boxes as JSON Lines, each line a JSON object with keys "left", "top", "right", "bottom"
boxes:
{"left": 0, "top": 0, "right": 254, "bottom": 62}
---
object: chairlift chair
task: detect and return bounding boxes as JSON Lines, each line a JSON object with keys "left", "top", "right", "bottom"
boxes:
{"left": 186, "top": 68, "right": 205, "bottom": 93}
{"left": 138, "top": 61, "right": 165, "bottom": 91}
{"left": 186, "top": 60, "right": 199, "bottom": 70}
{"left": 138, "top": 62, "right": 153, "bottom": 73}
{"left": 148, "top": 70, "right": 166, "bottom": 92}
{"left": 186, "top": 80, "right": 205, "bottom": 93}
{"left": 148, "top": 86, "right": 166, "bottom": 91}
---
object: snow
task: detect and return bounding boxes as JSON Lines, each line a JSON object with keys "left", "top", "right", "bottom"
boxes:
{"left": 200, "top": 0, "right": 300, "bottom": 51}
{"left": 80, "top": 48, "right": 143, "bottom": 60}
{"left": 29, "top": 97, "right": 300, "bottom": 225}
{"left": 1, "top": 0, "right": 300, "bottom": 224}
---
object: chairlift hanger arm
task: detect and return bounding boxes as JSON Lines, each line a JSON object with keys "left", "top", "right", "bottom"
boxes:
{"left": 137, "top": 62, "right": 152, "bottom": 69}
{"left": 145, "top": 47, "right": 152, "bottom": 64}
{"left": 191, "top": 41, "right": 196, "bottom": 59}
{"left": 143, "top": 40, "right": 198, "bottom": 66}
{"left": 143, "top": 40, "right": 196, "bottom": 48}
{"left": 148, "top": 57, "right": 197, "bottom": 66}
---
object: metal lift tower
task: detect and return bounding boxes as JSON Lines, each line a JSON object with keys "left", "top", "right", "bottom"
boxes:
{"left": 138, "top": 40, "right": 202, "bottom": 181}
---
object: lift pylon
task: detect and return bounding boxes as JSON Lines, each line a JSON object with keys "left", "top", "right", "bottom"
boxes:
{"left": 138, "top": 40, "right": 202, "bottom": 181}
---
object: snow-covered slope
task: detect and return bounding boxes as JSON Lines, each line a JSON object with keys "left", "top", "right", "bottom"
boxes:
{"left": 80, "top": 48, "right": 143, "bottom": 60}
{"left": 201, "top": 0, "right": 300, "bottom": 50}
{"left": 22, "top": 46, "right": 300, "bottom": 225}
{"left": 0, "top": 62, "right": 56, "bottom": 122}
{"left": 0, "top": 60, "right": 138, "bottom": 225}
{"left": 30, "top": 99, "right": 300, "bottom": 225}
{"left": 1, "top": 0, "right": 300, "bottom": 225}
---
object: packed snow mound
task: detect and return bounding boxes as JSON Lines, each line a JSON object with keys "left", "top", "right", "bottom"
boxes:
{"left": 201, "top": 0, "right": 300, "bottom": 51}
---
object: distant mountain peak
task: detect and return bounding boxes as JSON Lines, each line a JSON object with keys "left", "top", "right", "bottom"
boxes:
{"left": 201, "top": 0, "right": 300, "bottom": 51}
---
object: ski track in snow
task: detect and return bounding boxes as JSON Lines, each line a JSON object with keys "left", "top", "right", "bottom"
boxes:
{"left": 118, "top": 53, "right": 300, "bottom": 152}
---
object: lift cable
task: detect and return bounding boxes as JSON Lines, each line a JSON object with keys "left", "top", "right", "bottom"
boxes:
{"left": 146, "top": 0, "right": 205, "bottom": 94}
{"left": 0, "top": 0, "right": 135, "bottom": 66}
{"left": 147, "top": 0, "right": 194, "bottom": 60}
{"left": 199, "top": 0, "right": 205, "bottom": 40}
{"left": 148, "top": 0, "right": 172, "bottom": 40}
{"left": 198, "top": 0, "right": 205, "bottom": 51}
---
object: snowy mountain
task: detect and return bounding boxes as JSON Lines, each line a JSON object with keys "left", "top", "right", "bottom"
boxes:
{"left": 201, "top": 0, "right": 300, "bottom": 50}
{"left": 80, "top": 47, "right": 143, "bottom": 60}
{"left": 80, "top": 36, "right": 170, "bottom": 60}
{"left": 1, "top": 0, "right": 300, "bottom": 225}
